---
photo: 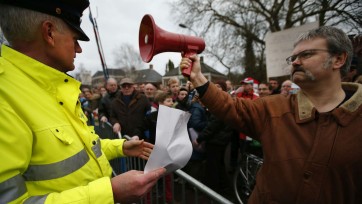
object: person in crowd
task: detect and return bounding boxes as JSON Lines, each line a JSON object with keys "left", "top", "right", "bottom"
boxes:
{"left": 81, "top": 86, "right": 91, "bottom": 94}
{"left": 167, "top": 77, "right": 180, "bottom": 101}
{"left": 268, "top": 78, "right": 281, "bottom": 94}
{"left": 280, "top": 79, "right": 293, "bottom": 96}
{"left": 143, "top": 91, "right": 174, "bottom": 203}
{"left": 144, "top": 91, "right": 173, "bottom": 147}
{"left": 82, "top": 90, "right": 98, "bottom": 126}
{"left": 98, "top": 77, "right": 120, "bottom": 124}
{"left": 79, "top": 91, "right": 93, "bottom": 125}
{"left": 84, "top": 90, "right": 100, "bottom": 112}
{"left": 0, "top": 1, "right": 165, "bottom": 203}
{"left": 97, "top": 78, "right": 123, "bottom": 174}
{"left": 258, "top": 82, "right": 272, "bottom": 97}
{"left": 342, "top": 60, "right": 358, "bottom": 83}
{"left": 100, "top": 86, "right": 108, "bottom": 97}
{"left": 226, "top": 80, "right": 234, "bottom": 94}
{"left": 138, "top": 83, "right": 146, "bottom": 94}
{"left": 144, "top": 82, "right": 158, "bottom": 110}
{"left": 183, "top": 93, "right": 208, "bottom": 182}
{"left": 236, "top": 77, "right": 259, "bottom": 100}
{"left": 235, "top": 81, "right": 265, "bottom": 159}
{"left": 194, "top": 81, "right": 234, "bottom": 195}
{"left": 180, "top": 26, "right": 362, "bottom": 203}
{"left": 230, "top": 77, "right": 260, "bottom": 171}
{"left": 92, "top": 84, "right": 102, "bottom": 97}
{"left": 81, "top": 85, "right": 102, "bottom": 122}
{"left": 87, "top": 85, "right": 103, "bottom": 117}
{"left": 89, "top": 86, "right": 103, "bottom": 125}
{"left": 186, "top": 80, "right": 197, "bottom": 106}
{"left": 159, "top": 84, "right": 169, "bottom": 92}
{"left": 174, "top": 87, "right": 189, "bottom": 111}
{"left": 110, "top": 78, "right": 150, "bottom": 139}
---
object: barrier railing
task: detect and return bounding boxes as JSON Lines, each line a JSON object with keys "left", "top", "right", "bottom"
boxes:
{"left": 95, "top": 122, "right": 234, "bottom": 204}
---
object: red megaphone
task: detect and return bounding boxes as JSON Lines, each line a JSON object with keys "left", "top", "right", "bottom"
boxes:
{"left": 139, "top": 14, "right": 205, "bottom": 78}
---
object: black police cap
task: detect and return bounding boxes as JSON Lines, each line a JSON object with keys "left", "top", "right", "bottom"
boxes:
{"left": 0, "top": 0, "right": 90, "bottom": 41}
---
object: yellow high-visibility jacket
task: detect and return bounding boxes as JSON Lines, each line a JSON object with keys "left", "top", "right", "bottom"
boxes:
{"left": 0, "top": 45, "right": 126, "bottom": 203}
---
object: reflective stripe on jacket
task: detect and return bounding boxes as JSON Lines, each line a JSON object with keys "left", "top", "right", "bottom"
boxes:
{"left": 0, "top": 45, "right": 126, "bottom": 204}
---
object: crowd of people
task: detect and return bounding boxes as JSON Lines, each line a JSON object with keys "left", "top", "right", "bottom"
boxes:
{"left": 77, "top": 30, "right": 362, "bottom": 201}
{"left": 0, "top": 1, "right": 164, "bottom": 203}
{"left": 1, "top": 0, "right": 361, "bottom": 203}
{"left": 80, "top": 47, "right": 361, "bottom": 200}
{"left": 79, "top": 71, "right": 324, "bottom": 199}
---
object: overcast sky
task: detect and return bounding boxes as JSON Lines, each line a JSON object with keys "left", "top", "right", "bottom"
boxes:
{"left": 72, "top": 0, "right": 184, "bottom": 76}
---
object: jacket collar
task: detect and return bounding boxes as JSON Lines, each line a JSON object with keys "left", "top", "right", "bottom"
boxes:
{"left": 295, "top": 82, "right": 362, "bottom": 125}
{"left": 1, "top": 45, "right": 80, "bottom": 94}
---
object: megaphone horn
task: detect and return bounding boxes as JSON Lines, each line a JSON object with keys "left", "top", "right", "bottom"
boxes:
{"left": 139, "top": 14, "right": 205, "bottom": 77}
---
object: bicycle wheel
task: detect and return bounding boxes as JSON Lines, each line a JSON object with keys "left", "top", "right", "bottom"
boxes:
{"left": 233, "top": 159, "right": 252, "bottom": 204}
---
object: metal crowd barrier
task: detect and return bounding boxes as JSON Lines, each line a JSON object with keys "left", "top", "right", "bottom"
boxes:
{"left": 95, "top": 122, "right": 234, "bottom": 204}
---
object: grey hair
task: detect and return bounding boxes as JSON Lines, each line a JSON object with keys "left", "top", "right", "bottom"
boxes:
{"left": 106, "top": 77, "right": 118, "bottom": 84}
{"left": 294, "top": 26, "right": 353, "bottom": 77}
{"left": 0, "top": 4, "right": 65, "bottom": 45}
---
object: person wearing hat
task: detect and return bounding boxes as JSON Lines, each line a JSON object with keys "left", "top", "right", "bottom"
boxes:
{"left": 110, "top": 77, "right": 150, "bottom": 140}
{"left": 0, "top": 1, "right": 165, "bottom": 203}
{"left": 235, "top": 77, "right": 259, "bottom": 100}
{"left": 180, "top": 26, "right": 362, "bottom": 203}
{"left": 231, "top": 77, "right": 259, "bottom": 172}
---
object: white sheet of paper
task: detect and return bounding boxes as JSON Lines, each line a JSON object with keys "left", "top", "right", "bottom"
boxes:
{"left": 144, "top": 105, "right": 192, "bottom": 174}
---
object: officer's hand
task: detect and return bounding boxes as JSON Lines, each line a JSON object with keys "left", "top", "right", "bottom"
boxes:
{"left": 123, "top": 139, "right": 153, "bottom": 160}
{"left": 111, "top": 168, "right": 166, "bottom": 203}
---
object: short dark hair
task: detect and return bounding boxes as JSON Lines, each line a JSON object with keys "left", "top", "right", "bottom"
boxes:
{"left": 259, "top": 82, "right": 272, "bottom": 91}
{"left": 179, "top": 87, "right": 188, "bottom": 93}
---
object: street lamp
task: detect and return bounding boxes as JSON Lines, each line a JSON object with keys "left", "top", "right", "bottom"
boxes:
{"left": 178, "top": 23, "right": 198, "bottom": 36}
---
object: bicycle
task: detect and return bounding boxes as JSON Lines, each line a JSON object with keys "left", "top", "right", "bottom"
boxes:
{"left": 233, "top": 152, "right": 263, "bottom": 204}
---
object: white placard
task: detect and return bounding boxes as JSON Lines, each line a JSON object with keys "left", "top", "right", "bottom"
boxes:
{"left": 265, "top": 22, "right": 319, "bottom": 78}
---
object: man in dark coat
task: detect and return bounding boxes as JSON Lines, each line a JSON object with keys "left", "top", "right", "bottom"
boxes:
{"left": 110, "top": 78, "right": 150, "bottom": 139}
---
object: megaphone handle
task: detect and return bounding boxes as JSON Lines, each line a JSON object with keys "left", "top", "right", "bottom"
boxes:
{"left": 181, "top": 51, "right": 197, "bottom": 78}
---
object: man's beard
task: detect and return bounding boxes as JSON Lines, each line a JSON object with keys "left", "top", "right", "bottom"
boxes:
{"left": 290, "top": 66, "right": 316, "bottom": 81}
{"left": 291, "top": 56, "right": 332, "bottom": 82}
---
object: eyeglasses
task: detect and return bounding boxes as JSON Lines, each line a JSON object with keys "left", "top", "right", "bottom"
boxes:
{"left": 286, "top": 49, "right": 330, "bottom": 65}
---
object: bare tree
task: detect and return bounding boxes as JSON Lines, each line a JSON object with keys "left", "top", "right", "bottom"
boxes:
{"left": 171, "top": 0, "right": 362, "bottom": 82}
{"left": 113, "top": 43, "right": 145, "bottom": 72}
